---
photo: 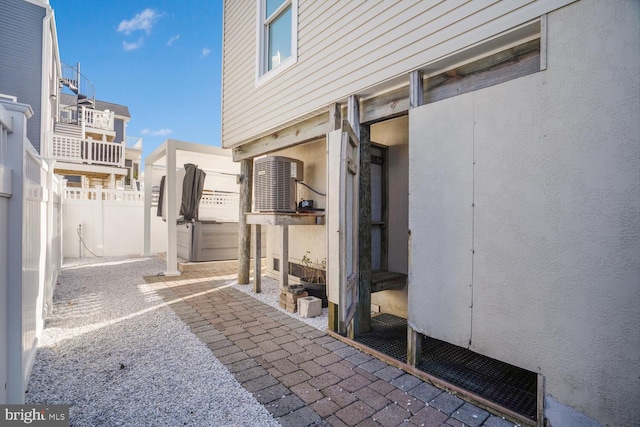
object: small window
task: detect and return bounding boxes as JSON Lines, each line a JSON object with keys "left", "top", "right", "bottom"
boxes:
{"left": 257, "top": 0, "right": 297, "bottom": 82}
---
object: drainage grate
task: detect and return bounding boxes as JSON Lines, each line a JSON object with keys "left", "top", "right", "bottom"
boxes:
{"left": 356, "top": 313, "right": 537, "bottom": 421}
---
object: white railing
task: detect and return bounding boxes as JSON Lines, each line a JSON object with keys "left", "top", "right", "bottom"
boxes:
{"left": 65, "top": 187, "right": 144, "bottom": 202}
{"left": 201, "top": 191, "right": 239, "bottom": 207}
{"left": 82, "top": 106, "right": 114, "bottom": 131}
{"left": 199, "top": 191, "right": 239, "bottom": 220}
{"left": 126, "top": 136, "right": 143, "bottom": 150}
{"left": 51, "top": 134, "right": 124, "bottom": 167}
{"left": 0, "top": 98, "right": 63, "bottom": 404}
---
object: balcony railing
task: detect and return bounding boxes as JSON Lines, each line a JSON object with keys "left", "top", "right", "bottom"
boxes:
{"left": 58, "top": 106, "right": 114, "bottom": 131}
{"left": 64, "top": 187, "right": 143, "bottom": 201}
{"left": 82, "top": 106, "right": 114, "bottom": 131}
{"left": 51, "top": 135, "right": 124, "bottom": 167}
{"left": 126, "top": 136, "right": 143, "bottom": 150}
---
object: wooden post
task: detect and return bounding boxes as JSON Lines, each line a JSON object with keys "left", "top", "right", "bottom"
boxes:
{"left": 252, "top": 224, "right": 261, "bottom": 293}
{"left": 347, "top": 95, "right": 359, "bottom": 337}
{"left": 327, "top": 104, "right": 341, "bottom": 333}
{"left": 407, "top": 324, "right": 422, "bottom": 366}
{"left": 347, "top": 96, "right": 360, "bottom": 139}
{"left": 329, "top": 102, "right": 342, "bottom": 132}
{"left": 279, "top": 225, "right": 289, "bottom": 290}
{"left": 537, "top": 373, "right": 545, "bottom": 427}
{"left": 238, "top": 158, "right": 252, "bottom": 284}
{"left": 356, "top": 123, "right": 372, "bottom": 335}
{"left": 407, "top": 70, "right": 424, "bottom": 364}
{"left": 409, "top": 70, "right": 424, "bottom": 109}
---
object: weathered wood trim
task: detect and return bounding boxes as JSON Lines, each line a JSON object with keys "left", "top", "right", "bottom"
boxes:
{"left": 356, "top": 123, "right": 372, "bottom": 335}
{"left": 237, "top": 159, "right": 252, "bottom": 284}
{"left": 279, "top": 225, "right": 289, "bottom": 290}
{"left": 252, "top": 224, "right": 262, "bottom": 293}
{"left": 347, "top": 95, "right": 360, "bottom": 140}
{"left": 361, "top": 38, "right": 541, "bottom": 124}
{"left": 329, "top": 103, "right": 342, "bottom": 131}
{"left": 537, "top": 374, "right": 545, "bottom": 427}
{"left": 328, "top": 302, "right": 339, "bottom": 332}
{"left": 381, "top": 147, "right": 389, "bottom": 272}
{"left": 232, "top": 113, "right": 329, "bottom": 161}
{"left": 540, "top": 15, "right": 547, "bottom": 71}
{"left": 361, "top": 85, "right": 410, "bottom": 124}
{"left": 409, "top": 70, "right": 424, "bottom": 108}
{"left": 246, "top": 212, "right": 325, "bottom": 226}
{"left": 427, "top": 48, "right": 541, "bottom": 104}
{"left": 407, "top": 324, "right": 422, "bottom": 366}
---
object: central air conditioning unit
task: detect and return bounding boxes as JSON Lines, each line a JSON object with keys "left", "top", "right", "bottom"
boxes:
{"left": 254, "top": 156, "right": 303, "bottom": 212}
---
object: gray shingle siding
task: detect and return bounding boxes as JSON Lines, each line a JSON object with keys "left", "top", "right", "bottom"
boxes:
{"left": 0, "top": 0, "right": 46, "bottom": 153}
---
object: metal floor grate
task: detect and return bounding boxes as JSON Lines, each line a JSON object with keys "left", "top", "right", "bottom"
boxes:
{"left": 356, "top": 313, "right": 537, "bottom": 421}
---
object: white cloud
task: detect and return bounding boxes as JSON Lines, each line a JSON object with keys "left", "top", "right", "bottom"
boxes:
{"left": 122, "top": 38, "right": 144, "bottom": 51}
{"left": 118, "top": 9, "right": 160, "bottom": 35}
{"left": 201, "top": 47, "right": 211, "bottom": 58}
{"left": 140, "top": 128, "right": 173, "bottom": 137}
{"left": 167, "top": 34, "right": 180, "bottom": 46}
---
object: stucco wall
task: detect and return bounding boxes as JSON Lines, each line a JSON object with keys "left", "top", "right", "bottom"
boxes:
{"left": 263, "top": 139, "right": 327, "bottom": 278}
{"left": 408, "top": 1, "right": 640, "bottom": 425}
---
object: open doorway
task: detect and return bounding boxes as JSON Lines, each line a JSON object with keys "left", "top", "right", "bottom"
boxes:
{"left": 369, "top": 116, "right": 409, "bottom": 319}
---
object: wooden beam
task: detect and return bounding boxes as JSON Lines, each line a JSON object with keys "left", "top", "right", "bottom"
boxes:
{"left": 361, "top": 85, "right": 410, "bottom": 124}
{"left": 246, "top": 212, "right": 324, "bottom": 226}
{"left": 360, "top": 39, "right": 541, "bottom": 124}
{"left": 356, "top": 123, "right": 372, "bottom": 336}
{"left": 237, "top": 159, "right": 252, "bottom": 284}
{"left": 232, "top": 113, "right": 329, "bottom": 161}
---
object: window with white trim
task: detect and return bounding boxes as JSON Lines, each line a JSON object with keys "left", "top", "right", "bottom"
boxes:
{"left": 257, "top": 0, "right": 297, "bottom": 81}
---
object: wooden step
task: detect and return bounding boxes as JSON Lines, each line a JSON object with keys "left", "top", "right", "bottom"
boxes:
{"left": 371, "top": 270, "right": 407, "bottom": 293}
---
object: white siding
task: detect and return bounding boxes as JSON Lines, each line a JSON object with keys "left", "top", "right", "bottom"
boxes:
{"left": 222, "top": 0, "right": 576, "bottom": 148}
{"left": 408, "top": 1, "right": 640, "bottom": 425}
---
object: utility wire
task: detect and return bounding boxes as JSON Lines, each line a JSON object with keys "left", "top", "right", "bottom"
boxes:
{"left": 296, "top": 180, "right": 326, "bottom": 197}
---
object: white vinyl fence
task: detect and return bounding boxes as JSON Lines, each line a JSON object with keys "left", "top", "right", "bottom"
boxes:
{"left": 0, "top": 99, "right": 63, "bottom": 404}
{"left": 62, "top": 187, "right": 239, "bottom": 258}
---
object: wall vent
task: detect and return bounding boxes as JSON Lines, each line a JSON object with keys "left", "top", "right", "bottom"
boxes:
{"left": 254, "top": 156, "right": 303, "bottom": 212}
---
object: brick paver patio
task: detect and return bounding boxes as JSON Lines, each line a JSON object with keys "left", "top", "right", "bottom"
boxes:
{"left": 145, "top": 271, "right": 518, "bottom": 427}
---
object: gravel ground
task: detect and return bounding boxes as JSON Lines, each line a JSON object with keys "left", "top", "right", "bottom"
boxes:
{"left": 26, "top": 256, "right": 281, "bottom": 427}
{"left": 232, "top": 277, "right": 328, "bottom": 331}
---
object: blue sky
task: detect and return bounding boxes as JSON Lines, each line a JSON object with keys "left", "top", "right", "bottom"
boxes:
{"left": 51, "top": 0, "right": 224, "bottom": 160}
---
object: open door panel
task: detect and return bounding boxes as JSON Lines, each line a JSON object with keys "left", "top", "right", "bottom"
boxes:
{"left": 326, "top": 120, "right": 360, "bottom": 335}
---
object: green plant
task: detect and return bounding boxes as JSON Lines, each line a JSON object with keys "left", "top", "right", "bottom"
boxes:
{"left": 300, "top": 251, "right": 326, "bottom": 284}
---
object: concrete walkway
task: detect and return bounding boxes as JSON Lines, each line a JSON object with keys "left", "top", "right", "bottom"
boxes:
{"left": 145, "top": 269, "right": 519, "bottom": 427}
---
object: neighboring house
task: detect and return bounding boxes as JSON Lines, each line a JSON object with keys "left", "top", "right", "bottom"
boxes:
{"left": 0, "top": 0, "right": 63, "bottom": 403}
{"left": 0, "top": 0, "right": 59, "bottom": 154}
{"left": 221, "top": 1, "right": 639, "bottom": 426}
{"left": 54, "top": 70, "right": 141, "bottom": 190}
